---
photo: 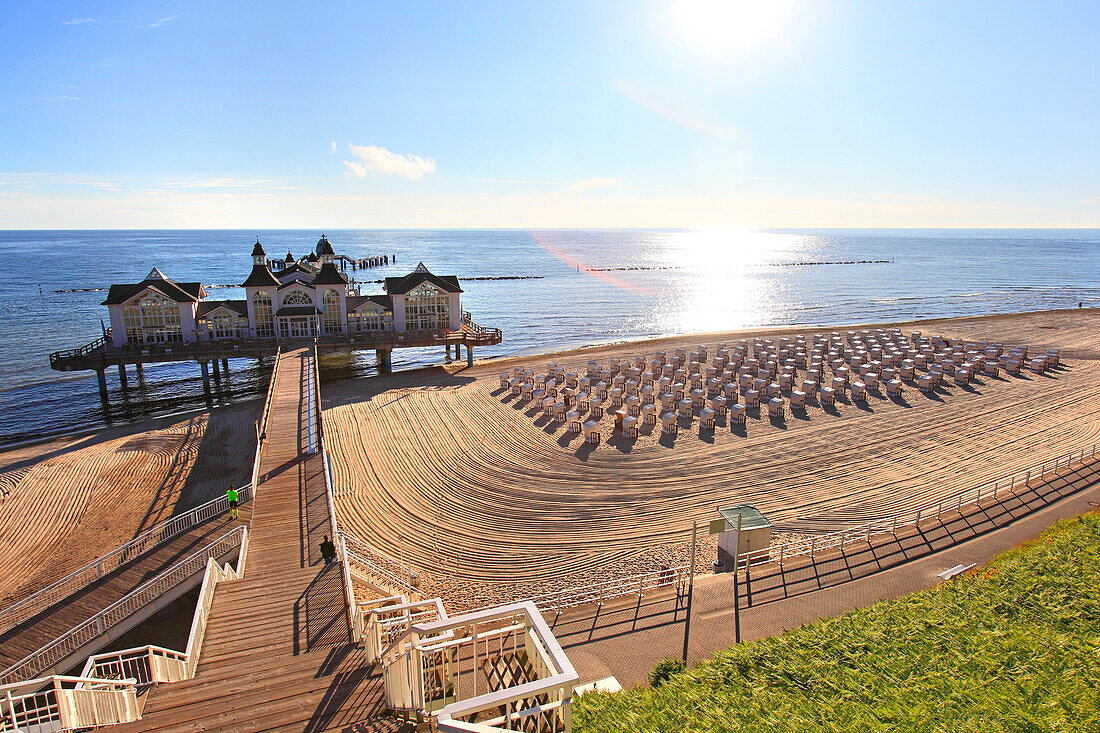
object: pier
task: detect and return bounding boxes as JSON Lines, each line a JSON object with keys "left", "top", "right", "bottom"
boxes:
{"left": 49, "top": 314, "right": 501, "bottom": 403}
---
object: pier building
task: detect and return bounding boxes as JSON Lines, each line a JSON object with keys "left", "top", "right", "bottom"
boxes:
{"left": 50, "top": 235, "right": 501, "bottom": 401}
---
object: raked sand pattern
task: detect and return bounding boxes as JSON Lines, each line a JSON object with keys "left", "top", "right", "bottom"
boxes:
{"left": 325, "top": 309, "right": 1100, "bottom": 610}
{"left": 0, "top": 403, "right": 257, "bottom": 607}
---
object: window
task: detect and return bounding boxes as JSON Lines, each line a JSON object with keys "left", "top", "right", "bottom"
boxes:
{"left": 208, "top": 312, "right": 240, "bottom": 339}
{"left": 403, "top": 284, "right": 449, "bottom": 332}
{"left": 352, "top": 309, "right": 389, "bottom": 332}
{"left": 252, "top": 291, "right": 274, "bottom": 338}
{"left": 322, "top": 290, "right": 342, "bottom": 335}
{"left": 122, "top": 293, "right": 182, "bottom": 343}
{"left": 283, "top": 290, "right": 313, "bottom": 305}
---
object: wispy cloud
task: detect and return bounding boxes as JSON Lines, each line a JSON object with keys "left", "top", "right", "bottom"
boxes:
{"left": 614, "top": 78, "right": 740, "bottom": 142}
{"left": 147, "top": 16, "right": 176, "bottom": 27}
{"left": 343, "top": 144, "right": 436, "bottom": 180}
{"left": 329, "top": 140, "right": 337, "bottom": 155}
{"left": 69, "top": 180, "right": 119, "bottom": 190}
{"left": 160, "top": 178, "right": 282, "bottom": 189}
{"left": 1082, "top": 196, "right": 1100, "bottom": 205}
{"left": 64, "top": 17, "right": 99, "bottom": 25}
{"left": 40, "top": 95, "right": 80, "bottom": 102}
{"left": 567, "top": 178, "right": 622, "bottom": 191}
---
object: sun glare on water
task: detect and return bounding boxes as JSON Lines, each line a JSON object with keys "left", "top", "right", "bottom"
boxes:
{"left": 672, "top": 0, "right": 793, "bottom": 55}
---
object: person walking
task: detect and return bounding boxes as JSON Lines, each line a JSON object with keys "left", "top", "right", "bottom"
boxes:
{"left": 320, "top": 535, "right": 337, "bottom": 564}
{"left": 227, "top": 485, "right": 239, "bottom": 520}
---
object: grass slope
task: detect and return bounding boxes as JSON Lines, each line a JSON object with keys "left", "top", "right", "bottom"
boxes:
{"left": 575, "top": 513, "right": 1100, "bottom": 732}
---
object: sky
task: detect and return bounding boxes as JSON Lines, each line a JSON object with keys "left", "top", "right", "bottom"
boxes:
{"left": 0, "top": 0, "right": 1097, "bottom": 229}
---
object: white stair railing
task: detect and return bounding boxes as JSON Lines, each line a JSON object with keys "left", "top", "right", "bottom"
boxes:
{"left": 0, "top": 483, "right": 252, "bottom": 636}
{"left": 1, "top": 526, "right": 246, "bottom": 685}
{"left": 0, "top": 675, "right": 139, "bottom": 732}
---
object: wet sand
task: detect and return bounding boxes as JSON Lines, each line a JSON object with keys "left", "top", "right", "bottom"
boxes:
{"left": 323, "top": 308, "right": 1100, "bottom": 610}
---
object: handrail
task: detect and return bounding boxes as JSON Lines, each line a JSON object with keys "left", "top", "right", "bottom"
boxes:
{"left": 1, "top": 526, "right": 246, "bottom": 685}
{"left": 0, "top": 673, "right": 139, "bottom": 732}
{"left": 472, "top": 441, "right": 1099, "bottom": 618}
{"left": 0, "top": 483, "right": 253, "bottom": 635}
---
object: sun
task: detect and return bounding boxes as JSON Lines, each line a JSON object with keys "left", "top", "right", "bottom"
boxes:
{"left": 671, "top": 0, "right": 793, "bottom": 56}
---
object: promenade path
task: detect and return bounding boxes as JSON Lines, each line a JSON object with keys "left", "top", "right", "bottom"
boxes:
{"left": 552, "top": 458, "right": 1100, "bottom": 687}
{"left": 0, "top": 503, "right": 253, "bottom": 677}
{"left": 114, "top": 348, "right": 406, "bottom": 733}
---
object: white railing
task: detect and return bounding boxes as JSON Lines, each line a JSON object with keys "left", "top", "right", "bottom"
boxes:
{"left": 1, "top": 526, "right": 246, "bottom": 686}
{"left": 359, "top": 597, "right": 448, "bottom": 664}
{"left": 342, "top": 532, "right": 425, "bottom": 601}
{"left": 0, "top": 675, "right": 139, "bottom": 732}
{"left": 472, "top": 442, "right": 1099, "bottom": 619}
{"left": 379, "top": 601, "right": 578, "bottom": 732}
{"left": 0, "top": 484, "right": 252, "bottom": 637}
{"left": 252, "top": 345, "right": 282, "bottom": 492}
{"left": 742, "top": 441, "right": 1100, "bottom": 567}
{"left": 79, "top": 645, "right": 188, "bottom": 687}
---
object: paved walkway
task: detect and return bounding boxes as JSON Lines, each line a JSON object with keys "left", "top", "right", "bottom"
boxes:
{"left": 0, "top": 504, "right": 252, "bottom": 678}
{"left": 115, "top": 349, "right": 409, "bottom": 733}
{"left": 553, "top": 459, "right": 1100, "bottom": 687}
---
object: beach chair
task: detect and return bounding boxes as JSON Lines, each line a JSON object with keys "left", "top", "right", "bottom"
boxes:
{"left": 699, "top": 407, "right": 716, "bottom": 430}
{"left": 660, "top": 392, "right": 675, "bottom": 412}
{"left": 640, "top": 384, "right": 655, "bottom": 404}
{"left": 595, "top": 381, "right": 608, "bottom": 399}
{"left": 551, "top": 402, "right": 566, "bottom": 422}
{"left": 661, "top": 412, "right": 678, "bottom": 436}
{"left": 818, "top": 386, "right": 835, "bottom": 407}
{"left": 533, "top": 388, "right": 546, "bottom": 404}
{"left": 612, "top": 374, "right": 627, "bottom": 389}
{"left": 542, "top": 397, "right": 556, "bottom": 416}
{"left": 864, "top": 372, "right": 880, "bottom": 392}
{"left": 609, "top": 387, "right": 623, "bottom": 408}
{"left": 801, "top": 379, "right": 817, "bottom": 395}
{"left": 767, "top": 397, "right": 785, "bottom": 421}
{"left": 850, "top": 381, "right": 868, "bottom": 401}
{"left": 723, "top": 383, "right": 738, "bottom": 401}
{"left": 576, "top": 392, "right": 590, "bottom": 412}
{"left": 1046, "top": 350, "right": 1060, "bottom": 367}
{"left": 766, "top": 382, "right": 781, "bottom": 399}
{"left": 625, "top": 394, "right": 641, "bottom": 416}
{"left": 567, "top": 410, "right": 582, "bottom": 433}
{"left": 881, "top": 367, "right": 896, "bottom": 382}
{"left": 590, "top": 396, "right": 604, "bottom": 420}
{"left": 831, "top": 376, "right": 847, "bottom": 395}
{"left": 522, "top": 383, "right": 535, "bottom": 401}
{"left": 982, "top": 361, "right": 999, "bottom": 377}
{"left": 709, "top": 395, "right": 728, "bottom": 417}
{"left": 622, "top": 415, "right": 639, "bottom": 439}
{"left": 662, "top": 364, "right": 675, "bottom": 379}
{"left": 677, "top": 398, "right": 694, "bottom": 419}
{"left": 566, "top": 371, "right": 579, "bottom": 389}
{"left": 744, "top": 389, "right": 760, "bottom": 408}
{"left": 500, "top": 373, "right": 511, "bottom": 389}
{"left": 1029, "top": 358, "right": 1046, "bottom": 374}
{"left": 584, "top": 420, "right": 601, "bottom": 445}
{"left": 641, "top": 403, "right": 657, "bottom": 427}
{"left": 955, "top": 369, "right": 971, "bottom": 385}
{"left": 691, "top": 388, "right": 707, "bottom": 409}
{"left": 730, "top": 403, "right": 747, "bottom": 426}
{"left": 671, "top": 382, "right": 686, "bottom": 400}
{"left": 609, "top": 358, "right": 621, "bottom": 376}
{"left": 790, "top": 389, "right": 806, "bottom": 409}
{"left": 1005, "top": 359, "right": 1021, "bottom": 376}
{"left": 917, "top": 374, "right": 933, "bottom": 392}
{"left": 886, "top": 379, "right": 904, "bottom": 397}
{"left": 545, "top": 380, "right": 558, "bottom": 398}
{"left": 510, "top": 378, "right": 523, "bottom": 396}
{"left": 706, "top": 378, "right": 721, "bottom": 396}
{"left": 625, "top": 378, "right": 639, "bottom": 395}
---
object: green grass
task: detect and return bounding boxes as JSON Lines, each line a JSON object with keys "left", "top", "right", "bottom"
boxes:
{"left": 574, "top": 513, "right": 1100, "bottom": 733}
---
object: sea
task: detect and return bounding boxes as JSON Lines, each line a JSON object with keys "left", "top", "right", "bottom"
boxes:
{"left": 0, "top": 229, "right": 1097, "bottom": 446}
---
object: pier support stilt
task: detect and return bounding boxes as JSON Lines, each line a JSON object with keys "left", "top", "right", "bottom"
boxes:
{"left": 200, "top": 360, "right": 212, "bottom": 398}
{"left": 221, "top": 358, "right": 229, "bottom": 373}
{"left": 376, "top": 348, "right": 392, "bottom": 374}
{"left": 212, "top": 359, "right": 221, "bottom": 380}
{"left": 96, "top": 369, "right": 109, "bottom": 403}
{"left": 118, "top": 363, "right": 128, "bottom": 389}
{"left": 135, "top": 362, "right": 143, "bottom": 378}
{"left": 466, "top": 344, "right": 474, "bottom": 367}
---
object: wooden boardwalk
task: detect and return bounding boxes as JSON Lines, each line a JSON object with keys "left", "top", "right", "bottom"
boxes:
{"left": 0, "top": 505, "right": 252, "bottom": 676}
{"left": 115, "top": 348, "right": 407, "bottom": 733}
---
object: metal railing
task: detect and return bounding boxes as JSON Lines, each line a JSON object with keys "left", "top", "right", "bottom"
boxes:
{"left": 252, "top": 345, "right": 282, "bottom": 492}
{"left": 1, "top": 526, "right": 246, "bottom": 685}
{"left": 48, "top": 333, "right": 110, "bottom": 366}
{"left": 378, "top": 601, "right": 578, "bottom": 732}
{"left": 79, "top": 645, "right": 188, "bottom": 687}
{"left": 0, "top": 484, "right": 252, "bottom": 636}
{"left": 0, "top": 674, "right": 139, "bottom": 732}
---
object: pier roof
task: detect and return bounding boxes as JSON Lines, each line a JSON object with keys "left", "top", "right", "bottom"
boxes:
{"left": 242, "top": 264, "right": 280, "bottom": 288}
{"left": 101, "top": 278, "right": 204, "bottom": 306}
{"left": 196, "top": 300, "right": 248, "bottom": 318}
{"left": 311, "top": 262, "right": 349, "bottom": 285}
{"left": 384, "top": 263, "right": 462, "bottom": 295}
{"left": 347, "top": 294, "right": 393, "bottom": 312}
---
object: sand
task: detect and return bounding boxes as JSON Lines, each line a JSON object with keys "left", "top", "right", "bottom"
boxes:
{"left": 0, "top": 402, "right": 258, "bottom": 607}
{"left": 323, "top": 308, "right": 1100, "bottom": 610}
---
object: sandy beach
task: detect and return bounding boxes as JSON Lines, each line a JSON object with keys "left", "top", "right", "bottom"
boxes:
{"left": 2, "top": 308, "right": 1096, "bottom": 615}
{"left": 323, "top": 308, "right": 1100, "bottom": 609}
{"left": 0, "top": 402, "right": 258, "bottom": 607}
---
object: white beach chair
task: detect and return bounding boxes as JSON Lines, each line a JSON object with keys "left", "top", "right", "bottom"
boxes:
{"left": 851, "top": 381, "right": 868, "bottom": 401}
{"left": 677, "top": 398, "right": 694, "bottom": 419}
{"left": 730, "top": 403, "right": 747, "bottom": 426}
{"left": 661, "top": 412, "right": 678, "bottom": 436}
{"left": 886, "top": 379, "right": 904, "bottom": 397}
{"left": 584, "top": 419, "right": 601, "bottom": 445}
{"left": 622, "top": 415, "right": 639, "bottom": 439}
{"left": 790, "top": 389, "right": 806, "bottom": 409}
{"left": 768, "top": 397, "right": 786, "bottom": 421}
{"left": 818, "top": 386, "right": 835, "bottom": 407}
{"left": 699, "top": 407, "right": 716, "bottom": 430}
{"left": 641, "top": 402, "right": 657, "bottom": 426}
{"left": 625, "top": 394, "right": 641, "bottom": 416}
{"left": 567, "top": 410, "right": 582, "bottom": 433}
{"left": 743, "top": 389, "right": 760, "bottom": 408}
{"left": 691, "top": 388, "right": 706, "bottom": 409}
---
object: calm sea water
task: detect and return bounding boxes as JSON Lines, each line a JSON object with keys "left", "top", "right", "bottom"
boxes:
{"left": 0, "top": 229, "right": 1097, "bottom": 444}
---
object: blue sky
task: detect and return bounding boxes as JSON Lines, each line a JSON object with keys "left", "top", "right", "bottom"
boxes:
{"left": 1, "top": 1, "right": 1097, "bottom": 228}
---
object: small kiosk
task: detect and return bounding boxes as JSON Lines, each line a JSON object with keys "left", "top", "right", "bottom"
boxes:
{"left": 714, "top": 504, "right": 773, "bottom": 569}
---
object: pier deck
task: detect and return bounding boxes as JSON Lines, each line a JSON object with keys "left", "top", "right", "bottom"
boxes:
{"left": 112, "top": 348, "right": 402, "bottom": 733}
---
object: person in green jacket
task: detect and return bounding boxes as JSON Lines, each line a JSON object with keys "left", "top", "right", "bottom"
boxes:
{"left": 227, "top": 486, "right": 239, "bottom": 519}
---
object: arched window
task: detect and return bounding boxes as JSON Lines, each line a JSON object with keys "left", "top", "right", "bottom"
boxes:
{"left": 322, "top": 290, "right": 342, "bottom": 334}
{"left": 283, "top": 290, "right": 313, "bottom": 305}
{"left": 209, "top": 312, "right": 240, "bottom": 339}
{"left": 122, "top": 293, "right": 182, "bottom": 343}
{"left": 252, "top": 290, "right": 274, "bottom": 338}
{"left": 404, "top": 284, "right": 449, "bottom": 332}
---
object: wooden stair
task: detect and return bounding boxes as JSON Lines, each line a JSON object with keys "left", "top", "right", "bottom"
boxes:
{"left": 111, "top": 349, "right": 411, "bottom": 733}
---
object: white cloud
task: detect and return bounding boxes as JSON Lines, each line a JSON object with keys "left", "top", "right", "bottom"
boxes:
{"left": 147, "top": 16, "right": 176, "bottom": 27}
{"left": 40, "top": 95, "right": 80, "bottom": 102}
{"left": 160, "top": 178, "right": 277, "bottom": 189}
{"left": 329, "top": 140, "right": 337, "bottom": 155}
{"left": 343, "top": 144, "right": 436, "bottom": 180}
{"left": 64, "top": 17, "right": 99, "bottom": 25}
{"left": 567, "top": 178, "right": 622, "bottom": 191}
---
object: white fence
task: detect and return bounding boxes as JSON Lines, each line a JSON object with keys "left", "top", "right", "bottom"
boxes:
{"left": 0, "top": 484, "right": 252, "bottom": 637}
{"left": 475, "top": 441, "right": 1100, "bottom": 619}
{"left": 0, "top": 675, "right": 139, "bottom": 732}
{"left": 0, "top": 526, "right": 246, "bottom": 686}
